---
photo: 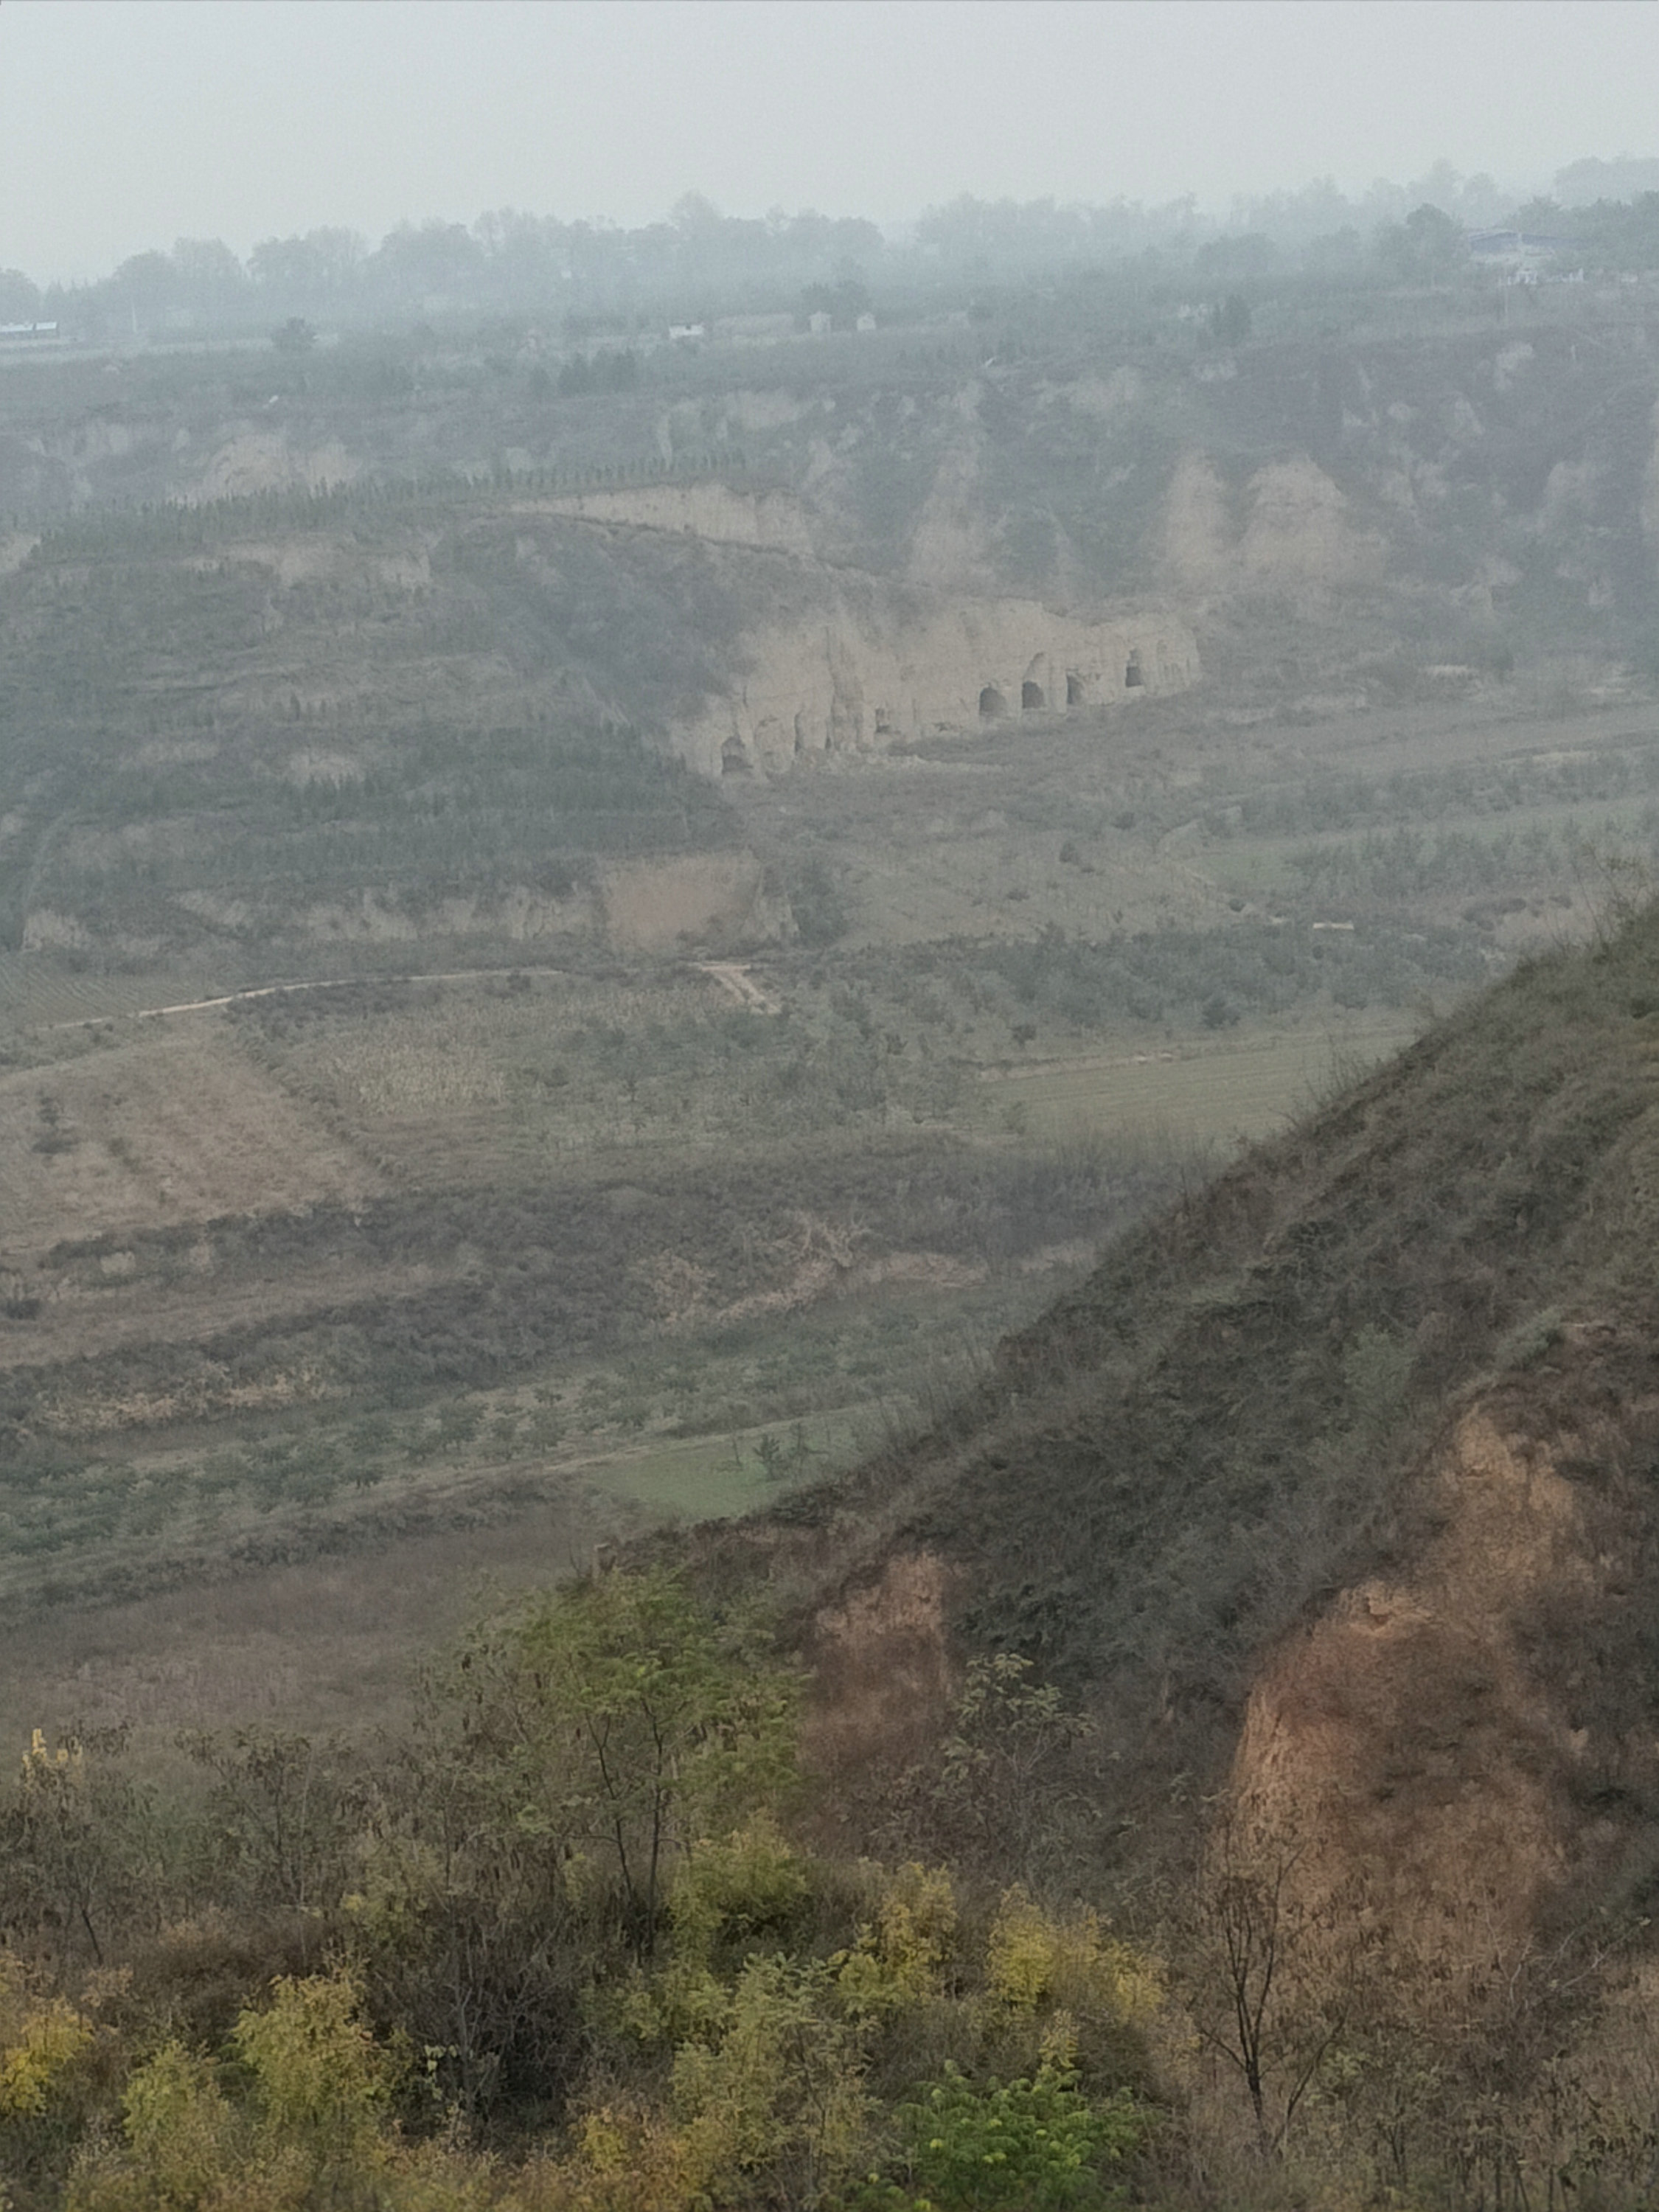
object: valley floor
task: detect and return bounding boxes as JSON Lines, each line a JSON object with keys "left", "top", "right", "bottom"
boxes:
{"left": 4, "top": 683, "right": 1652, "bottom": 1756}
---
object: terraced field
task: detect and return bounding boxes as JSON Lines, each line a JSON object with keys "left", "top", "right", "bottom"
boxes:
{"left": 4, "top": 325, "right": 1657, "bottom": 1757}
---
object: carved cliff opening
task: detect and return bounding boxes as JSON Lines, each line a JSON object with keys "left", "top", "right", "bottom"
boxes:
{"left": 721, "top": 734, "right": 751, "bottom": 774}
{"left": 667, "top": 601, "right": 1201, "bottom": 777}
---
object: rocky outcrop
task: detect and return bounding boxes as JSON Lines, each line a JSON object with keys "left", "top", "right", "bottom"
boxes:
{"left": 195, "top": 429, "right": 361, "bottom": 501}
{"left": 904, "top": 429, "right": 1001, "bottom": 596}
{"left": 1227, "top": 1344, "right": 1659, "bottom": 1997}
{"left": 674, "top": 588, "right": 1201, "bottom": 777}
{"left": 1161, "top": 449, "right": 1387, "bottom": 601}
{"left": 599, "top": 851, "right": 793, "bottom": 951}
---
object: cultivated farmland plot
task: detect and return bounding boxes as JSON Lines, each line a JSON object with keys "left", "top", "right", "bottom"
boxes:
{"left": 3, "top": 308, "right": 1657, "bottom": 1748}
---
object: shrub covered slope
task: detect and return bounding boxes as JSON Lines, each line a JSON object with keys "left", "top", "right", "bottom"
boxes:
{"left": 753, "top": 893, "right": 1659, "bottom": 1957}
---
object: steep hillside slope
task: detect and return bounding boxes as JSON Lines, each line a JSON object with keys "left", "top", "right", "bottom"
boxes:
{"left": 0, "top": 482, "right": 1203, "bottom": 959}
{"left": 6, "top": 302, "right": 1654, "bottom": 726}
{"left": 724, "top": 894, "right": 1659, "bottom": 1987}
{"left": 0, "top": 498, "right": 759, "bottom": 964}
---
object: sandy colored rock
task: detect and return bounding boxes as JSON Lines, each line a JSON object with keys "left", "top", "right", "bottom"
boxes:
{"left": 1159, "top": 448, "right": 1385, "bottom": 603}
{"left": 1161, "top": 451, "right": 1234, "bottom": 591}
{"left": 1241, "top": 456, "right": 1386, "bottom": 591}
{"left": 1229, "top": 1382, "right": 1655, "bottom": 1992}
{"left": 297, "top": 884, "right": 597, "bottom": 946}
{"left": 805, "top": 1552, "right": 959, "bottom": 1783}
{"left": 599, "top": 851, "right": 793, "bottom": 952}
{"left": 675, "top": 584, "right": 1200, "bottom": 778}
{"left": 195, "top": 430, "right": 361, "bottom": 502}
{"left": 905, "top": 434, "right": 1000, "bottom": 595}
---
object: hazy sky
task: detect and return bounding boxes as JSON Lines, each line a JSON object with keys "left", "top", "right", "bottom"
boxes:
{"left": 3, "top": 0, "right": 1657, "bottom": 282}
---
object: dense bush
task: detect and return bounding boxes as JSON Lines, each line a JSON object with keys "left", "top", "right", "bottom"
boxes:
{"left": 0, "top": 1574, "right": 1161, "bottom": 2211}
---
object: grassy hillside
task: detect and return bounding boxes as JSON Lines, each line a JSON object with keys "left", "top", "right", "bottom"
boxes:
{"left": 0, "top": 495, "right": 762, "bottom": 966}
{"left": 6, "top": 293, "right": 1655, "bottom": 666}
{"left": 2, "top": 519, "right": 1655, "bottom": 1644}
{"left": 726, "top": 890, "right": 1659, "bottom": 1948}
{"left": 4, "top": 255, "right": 1659, "bottom": 2212}
{"left": 2, "top": 300, "right": 1655, "bottom": 1653}
{"left": 4, "top": 900, "right": 1659, "bottom": 2212}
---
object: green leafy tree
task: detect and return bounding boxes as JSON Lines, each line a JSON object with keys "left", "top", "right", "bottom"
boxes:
{"left": 349, "top": 1571, "right": 800, "bottom": 2121}
{"left": 672, "top": 1954, "right": 870, "bottom": 2207}
{"left": 66, "top": 1973, "right": 395, "bottom": 2211}
{"left": 74, "top": 2040, "right": 237, "bottom": 2211}
{"left": 1374, "top": 202, "right": 1470, "bottom": 285}
{"left": 852, "top": 2061, "right": 1146, "bottom": 2211}
{"left": 447, "top": 1568, "right": 800, "bottom": 1955}
{"left": 1, "top": 1729, "right": 158, "bottom": 1978}
{"left": 232, "top": 1971, "right": 394, "bottom": 2171}
{"left": 176, "top": 1728, "right": 356, "bottom": 1916}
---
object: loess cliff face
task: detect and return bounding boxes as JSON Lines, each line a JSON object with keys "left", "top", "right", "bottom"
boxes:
{"left": 7, "top": 316, "right": 1654, "bottom": 694}
{"left": 1232, "top": 1338, "right": 1659, "bottom": 1990}
{"left": 12, "top": 316, "right": 1650, "bottom": 800}
{"left": 498, "top": 482, "right": 1203, "bottom": 778}
{"left": 672, "top": 585, "right": 1201, "bottom": 777}
{"left": 1159, "top": 450, "right": 1388, "bottom": 604}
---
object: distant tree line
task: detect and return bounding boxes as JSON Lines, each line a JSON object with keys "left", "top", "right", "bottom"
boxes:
{"left": 0, "top": 201, "right": 886, "bottom": 343}
{"left": 4, "top": 157, "right": 1655, "bottom": 347}
{"left": 1503, "top": 190, "right": 1659, "bottom": 269}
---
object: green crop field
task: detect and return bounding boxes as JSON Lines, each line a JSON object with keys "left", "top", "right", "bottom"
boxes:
{"left": 975, "top": 1011, "right": 1425, "bottom": 1145}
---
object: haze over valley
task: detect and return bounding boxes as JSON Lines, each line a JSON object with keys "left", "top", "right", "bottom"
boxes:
{"left": 4, "top": 9, "right": 1659, "bottom": 2205}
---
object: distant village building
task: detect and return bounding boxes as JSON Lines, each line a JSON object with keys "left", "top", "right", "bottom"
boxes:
{"left": 1466, "top": 230, "right": 1582, "bottom": 283}
{"left": 668, "top": 322, "right": 706, "bottom": 344}
{"left": 0, "top": 321, "right": 59, "bottom": 342}
{"left": 855, "top": 312, "right": 877, "bottom": 333}
{"left": 807, "top": 310, "right": 831, "bottom": 336}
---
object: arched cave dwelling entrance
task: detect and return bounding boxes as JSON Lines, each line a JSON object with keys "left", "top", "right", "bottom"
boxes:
{"left": 720, "top": 734, "right": 751, "bottom": 774}
{"left": 1021, "top": 680, "right": 1045, "bottom": 712}
{"left": 1066, "top": 673, "right": 1087, "bottom": 708}
{"left": 1124, "top": 649, "right": 1144, "bottom": 689}
{"left": 978, "top": 685, "right": 1007, "bottom": 720}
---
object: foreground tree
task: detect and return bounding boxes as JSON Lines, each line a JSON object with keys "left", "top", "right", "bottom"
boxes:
{"left": 349, "top": 1569, "right": 801, "bottom": 2117}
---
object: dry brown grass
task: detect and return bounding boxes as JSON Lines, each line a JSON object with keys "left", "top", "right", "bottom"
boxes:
{"left": 0, "top": 1481, "right": 623, "bottom": 1746}
{"left": 0, "top": 1020, "right": 380, "bottom": 1262}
